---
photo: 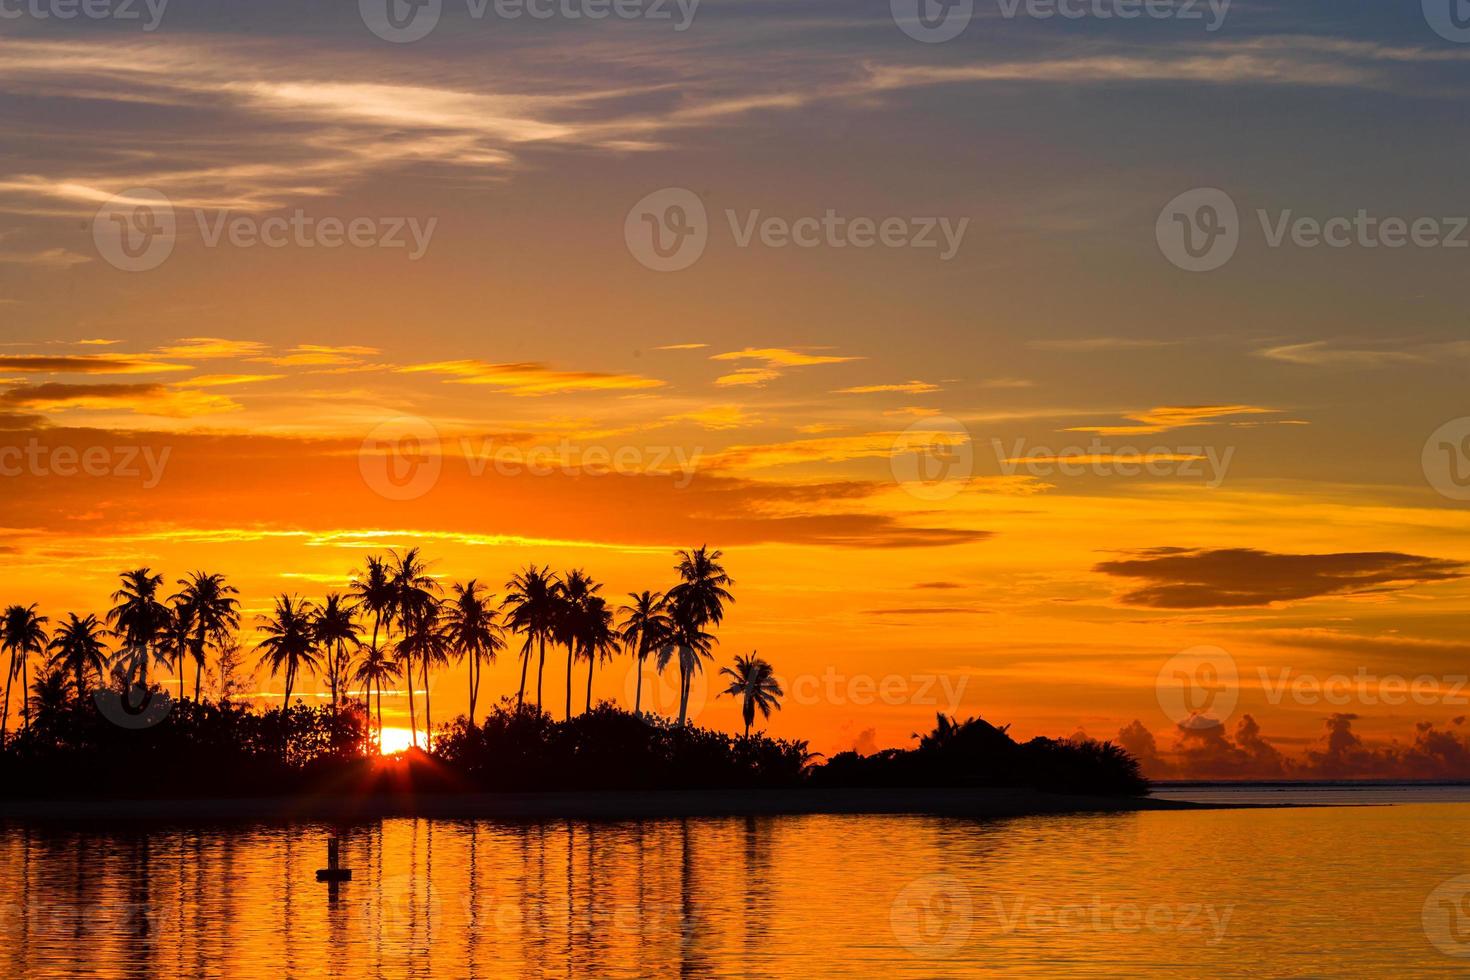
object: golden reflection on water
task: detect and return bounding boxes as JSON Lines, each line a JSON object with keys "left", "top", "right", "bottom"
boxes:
{"left": 1, "top": 804, "right": 1468, "bottom": 977}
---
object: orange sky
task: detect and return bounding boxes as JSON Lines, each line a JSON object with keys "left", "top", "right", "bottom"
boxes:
{"left": 3, "top": 8, "right": 1470, "bottom": 776}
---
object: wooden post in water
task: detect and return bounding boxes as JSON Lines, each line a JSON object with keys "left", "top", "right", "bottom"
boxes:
{"left": 316, "top": 836, "right": 353, "bottom": 883}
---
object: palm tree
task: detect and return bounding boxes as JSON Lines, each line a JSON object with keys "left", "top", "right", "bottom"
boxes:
{"left": 348, "top": 554, "right": 396, "bottom": 673}
{"left": 27, "top": 667, "right": 70, "bottom": 735}
{"left": 666, "top": 546, "right": 735, "bottom": 629}
{"left": 161, "top": 604, "right": 195, "bottom": 702}
{"left": 47, "top": 613, "right": 110, "bottom": 705}
{"left": 619, "top": 590, "right": 671, "bottom": 717}
{"left": 718, "top": 653, "right": 783, "bottom": 739}
{"left": 313, "top": 593, "right": 361, "bottom": 721}
{"left": 657, "top": 611, "right": 714, "bottom": 728}
{"left": 578, "top": 595, "right": 618, "bottom": 714}
{"left": 255, "top": 595, "right": 320, "bottom": 709}
{"left": 502, "top": 565, "right": 560, "bottom": 711}
{"left": 390, "top": 548, "right": 440, "bottom": 745}
{"left": 442, "top": 580, "right": 504, "bottom": 725}
{"left": 557, "top": 570, "right": 600, "bottom": 720}
{"left": 107, "top": 568, "right": 170, "bottom": 689}
{"left": 662, "top": 547, "right": 733, "bottom": 727}
{"left": 395, "top": 598, "right": 448, "bottom": 749}
{"left": 352, "top": 645, "right": 402, "bottom": 753}
{"left": 2, "top": 604, "right": 49, "bottom": 738}
{"left": 171, "top": 571, "right": 240, "bottom": 702}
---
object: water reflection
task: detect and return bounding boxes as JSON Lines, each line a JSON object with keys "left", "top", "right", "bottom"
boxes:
{"left": 1, "top": 806, "right": 1467, "bottom": 977}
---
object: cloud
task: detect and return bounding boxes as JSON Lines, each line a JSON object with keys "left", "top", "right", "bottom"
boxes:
{"left": 653, "top": 343, "right": 708, "bottom": 351}
{"left": 835, "top": 381, "right": 940, "bottom": 395}
{"left": 0, "top": 355, "right": 190, "bottom": 375}
{"left": 398, "top": 360, "right": 665, "bottom": 396}
{"left": 1028, "top": 337, "right": 1179, "bottom": 352}
{"left": 253, "top": 345, "right": 381, "bottom": 367}
{"left": 1066, "top": 405, "right": 1277, "bottom": 435}
{"left": 0, "top": 247, "right": 91, "bottom": 267}
{"left": 714, "top": 367, "right": 783, "bottom": 388}
{"left": 174, "top": 373, "right": 286, "bottom": 389}
{"left": 156, "top": 338, "right": 271, "bottom": 359}
{"left": 0, "top": 382, "right": 239, "bottom": 417}
{"left": 1095, "top": 547, "right": 1466, "bottom": 608}
{"left": 1256, "top": 340, "right": 1430, "bottom": 367}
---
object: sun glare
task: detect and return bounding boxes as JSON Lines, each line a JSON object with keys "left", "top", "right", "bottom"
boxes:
{"left": 378, "top": 726, "right": 421, "bottom": 755}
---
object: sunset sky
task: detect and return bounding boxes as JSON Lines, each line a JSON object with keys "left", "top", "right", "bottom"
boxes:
{"left": 3, "top": 0, "right": 1470, "bottom": 776}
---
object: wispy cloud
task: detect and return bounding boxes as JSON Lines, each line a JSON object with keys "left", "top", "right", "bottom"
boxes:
{"left": 399, "top": 360, "right": 665, "bottom": 396}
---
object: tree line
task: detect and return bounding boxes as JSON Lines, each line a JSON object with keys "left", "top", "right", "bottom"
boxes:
{"left": 0, "top": 545, "right": 786, "bottom": 750}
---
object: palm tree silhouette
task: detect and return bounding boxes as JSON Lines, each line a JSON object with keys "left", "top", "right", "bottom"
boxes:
{"left": 663, "top": 547, "right": 733, "bottom": 726}
{"left": 107, "top": 568, "right": 169, "bottom": 690}
{"left": 46, "top": 613, "right": 110, "bottom": 705}
{"left": 348, "top": 554, "right": 397, "bottom": 679}
{"left": 395, "top": 597, "right": 449, "bottom": 748}
{"left": 502, "top": 565, "right": 560, "bottom": 711}
{"left": 171, "top": 571, "right": 240, "bottom": 702}
{"left": 2, "top": 604, "right": 50, "bottom": 738}
{"left": 389, "top": 548, "right": 439, "bottom": 747}
{"left": 314, "top": 594, "right": 361, "bottom": 722}
{"left": 352, "top": 644, "right": 401, "bottom": 753}
{"left": 255, "top": 594, "right": 320, "bottom": 709}
{"left": 557, "top": 570, "right": 600, "bottom": 720}
{"left": 618, "top": 590, "right": 671, "bottom": 718}
{"left": 161, "top": 604, "right": 195, "bottom": 702}
{"left": 578, "top": 594, "right": 619, "bottom": 714}
{"left": 657, "top": 611, "right": 714, "bottom": 728}
{"left": 443, "top": 580, "right": 504, "bottom": 725}
{"left": 718, "top": 653, "right": 783, "bottom": 739}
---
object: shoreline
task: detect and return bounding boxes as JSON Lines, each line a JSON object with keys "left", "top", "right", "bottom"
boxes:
{"left": 0, "top": 787, "right": 1248, "bottom": 823}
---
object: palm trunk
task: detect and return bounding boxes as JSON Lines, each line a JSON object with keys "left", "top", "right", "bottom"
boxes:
{"left": 585, "top": 652, "right": 594, "bottom": 714}
{"left": 178, "top": 650, "right": 185, "bottom": 702}
{"left": 21, "top": 654, "right": 29, "bottom": 732}
{"left": 535, "top": 634, "right": 545, "bottom": 710}
{"left": 376, "top": 680, "right": 384, "bottom": 752}
{"left": 633, "top": 648, "right": 644, "bottom": 717}
{"left": 516, "top": 636, "right": 530, "bottom": 708}
{"left": 677, "top": 665, "right": 690, "bottom": 727}
{"left": 283, "top": 665, "right": 293, "bottom": 710}
{"left": 407, "top": 654, "right": 418, "bottom": 748}
{"left": 468, "top": 654, "right": 478, "bottom": 726}
{"left": 193, "top": 657, "right": 202, "bottom": 703}
{"left": 2, "top": 652, "right": 14, "bottom": 741}
{"left": 331, "top": 641, "right": 340, "bottom": 722}
{"left": 422, "top": 656, "right": 432, "bottom": 751}
{"left": 76, "top": 666, "right": 85, "bottom": 706}
{"left": 565, "top": 643, "right": 574, "bottom": 721}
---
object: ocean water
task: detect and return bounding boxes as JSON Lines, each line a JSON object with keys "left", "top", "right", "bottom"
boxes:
{"left": 2, "top": 798, "right": 1469, "bottom": 977}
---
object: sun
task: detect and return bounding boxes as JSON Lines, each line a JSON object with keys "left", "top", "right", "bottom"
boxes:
{"left": 378, "top": 726, "right": 422, "bottom": 755}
